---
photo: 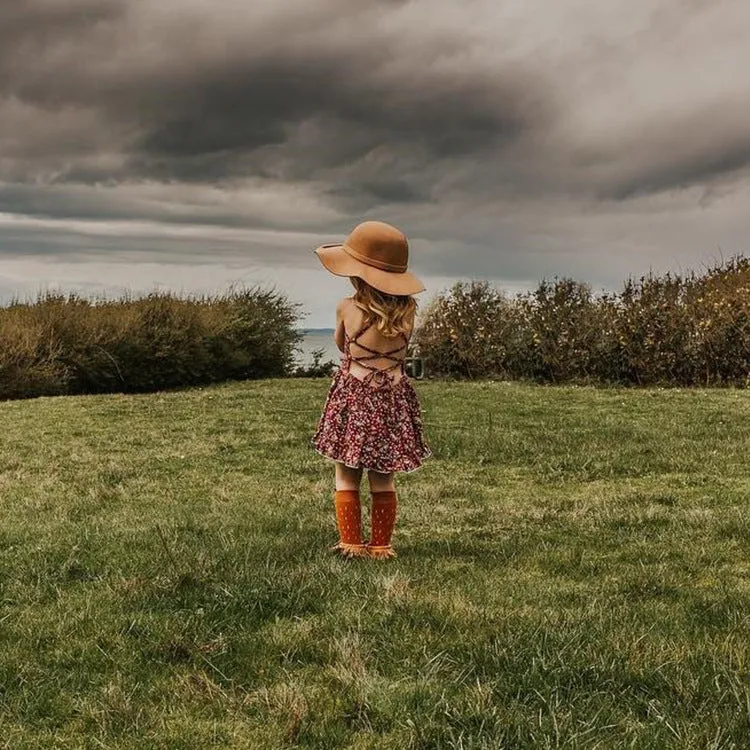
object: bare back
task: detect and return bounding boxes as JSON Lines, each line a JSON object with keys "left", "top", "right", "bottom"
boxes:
{"left": 337, "top": 298, "right": 414, "bottom": 385}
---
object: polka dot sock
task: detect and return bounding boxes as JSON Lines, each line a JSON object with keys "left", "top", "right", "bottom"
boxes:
{"left": 368, "top": 491, "right": 397, "bottom": 559}
{"left": 333, "top": 490, "right": 367, "bottom": 558}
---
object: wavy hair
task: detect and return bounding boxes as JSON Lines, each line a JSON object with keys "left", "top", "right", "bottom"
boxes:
{"left": 351, "top": 277, "right": 417, "bottom": 338}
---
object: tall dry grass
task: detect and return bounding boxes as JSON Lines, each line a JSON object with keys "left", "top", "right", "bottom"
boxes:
{"left": 0, "top": 288, "right": 302, "bottom": 400}
{"left": 415, "top": 256, "right": 750, "bottom": 386}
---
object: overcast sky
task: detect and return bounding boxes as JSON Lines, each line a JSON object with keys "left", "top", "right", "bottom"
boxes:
{"left": 1, "top": 0, "right": 749, "bottom": 326}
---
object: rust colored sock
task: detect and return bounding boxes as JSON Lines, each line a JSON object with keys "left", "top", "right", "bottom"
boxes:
{"left": 333, "top": 490, "right": 367, "bottom": 558}
{"left": 368, "top": 491, "right": 397, "bottom": 559}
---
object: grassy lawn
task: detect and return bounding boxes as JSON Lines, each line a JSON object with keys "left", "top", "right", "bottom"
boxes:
{"left": 0, "top": 379, "right": 748, "bottom": 749}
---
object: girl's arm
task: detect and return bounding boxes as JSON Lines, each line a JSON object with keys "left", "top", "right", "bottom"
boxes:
{"left": 334, "top": 298, "right": 347, "bottom": 352}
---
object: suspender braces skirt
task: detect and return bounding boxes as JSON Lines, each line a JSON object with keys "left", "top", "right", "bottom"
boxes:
{"left": 311, "top": 320, "right": 432, "bottom": 473}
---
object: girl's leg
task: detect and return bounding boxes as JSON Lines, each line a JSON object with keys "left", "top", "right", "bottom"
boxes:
{"left": 335, "top": 462, "right": 363, "bottom": 490}
{"left": 368, "top": 470, "right": 395, "bottom": 493}
{"left": 332, "top": 463, "right": 367, "bottom": 557}
{"left": 367, "top": 471, "right": 398, "bottom": 559}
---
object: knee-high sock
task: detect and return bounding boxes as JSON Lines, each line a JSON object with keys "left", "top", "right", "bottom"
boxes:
{"left": 369, "top": 491, "right": 397, "bottom": 558}
{"left": 333, "top": 490, "right": 367, "bottom": 556}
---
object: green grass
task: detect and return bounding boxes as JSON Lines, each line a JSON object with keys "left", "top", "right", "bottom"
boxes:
{"left": 0, "top": 379, "right": 748, "bottom": 749}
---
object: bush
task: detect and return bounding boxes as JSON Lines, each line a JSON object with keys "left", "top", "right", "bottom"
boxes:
{"left": 0, "top": 288, "right": 302, "bottom": 400}
{"left": 414, "top": 256, "right": 750, "bottom": 386}
{"left": 292, "top": 348, "right": 338, "bottom": 378}
{"left": 515, "top": 278, "right": 600, "bottom": 382}
{"left": 414, "top": 281, "right": 509, "bottom": 378}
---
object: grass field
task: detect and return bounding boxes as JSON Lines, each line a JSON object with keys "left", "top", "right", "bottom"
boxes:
{"left": 0, "top": 379, "right": 749, "bottom": 749}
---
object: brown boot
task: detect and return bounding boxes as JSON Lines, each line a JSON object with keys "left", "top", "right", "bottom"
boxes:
{"left": 367, "top": 491, "right": 398, "bottom": 559}
{"left": 332, "top": 490, "right": 368, "bottom": 558}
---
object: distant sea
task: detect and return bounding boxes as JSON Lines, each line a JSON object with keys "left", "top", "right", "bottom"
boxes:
{"left": 295, "top": 329, "right": 341, "bottom": 367}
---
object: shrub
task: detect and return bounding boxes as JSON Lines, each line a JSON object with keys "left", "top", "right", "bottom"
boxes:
{"left": 414, "top": 281, "right": 510, "bottom": 378}
{"left": 414, "top": 256, "right": 750, "bottom": 386}
{"left": 0, "top": 288, "right": 302, "bottom": 400}
{"left": 691, "top": 257, "right": 750, "bottom": 385}
{"left": 292, "top": 348, "right": 338, "bottom": 378}
{"left": 515, "top": 278, "right": 599, "bottom": 382}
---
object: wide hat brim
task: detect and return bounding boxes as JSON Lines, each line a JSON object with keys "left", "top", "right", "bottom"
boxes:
{"left": 314, "top": 243, "right": 425, "bottom": 295}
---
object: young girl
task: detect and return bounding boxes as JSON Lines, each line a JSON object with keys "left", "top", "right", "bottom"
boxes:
{"left": 311, "top": 220, "right": 431, "bottom": 559}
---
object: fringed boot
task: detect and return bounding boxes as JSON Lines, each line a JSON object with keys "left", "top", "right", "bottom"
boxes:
{"left": 367, "top": 490, "right": 398, "bottom": 559}
{"left": 332, "top": 490, "right": 368, "bottom": 558}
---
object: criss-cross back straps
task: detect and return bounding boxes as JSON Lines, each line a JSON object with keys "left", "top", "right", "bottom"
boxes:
{"left": 344, "top": 319, "right": 408, "bottom": 386}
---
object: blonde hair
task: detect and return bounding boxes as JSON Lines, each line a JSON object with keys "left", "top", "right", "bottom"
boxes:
{"left": 351, "top": 277, "right": 417, "bottom": 338}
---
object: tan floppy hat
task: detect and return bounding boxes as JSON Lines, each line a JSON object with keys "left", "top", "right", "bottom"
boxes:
{"left": 314, "top": 220, "right": 425, "bottom": 296}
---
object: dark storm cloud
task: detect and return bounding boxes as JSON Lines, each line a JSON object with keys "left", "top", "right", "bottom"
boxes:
{"left": 0, "top": 0, "right": 123, "bottom": 50}
{"left": 114, "top": 40, "right": 542, "bottom": 215}
{"left": 607, "top": 134, "right": 750, "bottom": 201}
{"left": 0, "top": 0, "right": 126, "bottom": 104}
{"left": 3, "top": 0, "right": 748, "bottom": 208}
{"left": 0, "top": 0, "right": 547, "bottom": 203}
{"left": 1, "top": 0, "right": 750, "bottom": 318}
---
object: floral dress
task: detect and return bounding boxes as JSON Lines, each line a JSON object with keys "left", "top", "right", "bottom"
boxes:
{"left": 311, "top": 319, "right": 431, "bottom": 473}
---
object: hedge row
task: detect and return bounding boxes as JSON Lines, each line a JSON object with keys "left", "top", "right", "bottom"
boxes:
{"left": 414, "top": 256, "right": 750, "bottom": 386}
{"left": 4, "top": 256, "right": 748, "bottom": 399}
{"left": 0, "top": 289, "right": 301, "bottom": 400}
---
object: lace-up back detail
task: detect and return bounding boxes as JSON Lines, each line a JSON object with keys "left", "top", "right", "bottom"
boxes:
{"left": 343, "top": 319, "right": 408, "bottom": 388}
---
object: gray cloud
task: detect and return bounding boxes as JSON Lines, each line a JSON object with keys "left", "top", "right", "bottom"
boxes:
{"left": 0, "top": 0, "right": 549, "bottom": 194}
{"left": 0, "top": 0, "right": 749, "bottom": 324}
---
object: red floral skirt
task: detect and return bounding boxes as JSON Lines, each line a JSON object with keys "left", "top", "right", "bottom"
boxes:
{"left": 312, "top": 368, "right": 431, "bottom": 473}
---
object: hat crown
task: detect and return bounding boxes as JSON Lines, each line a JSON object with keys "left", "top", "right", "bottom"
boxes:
{"left": 344, "top": 221, "right": 408, "bottom": 273}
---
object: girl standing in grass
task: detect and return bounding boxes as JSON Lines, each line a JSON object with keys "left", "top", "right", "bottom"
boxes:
{"left": 311, "top": 221, "right": 431, "bottom": 559}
